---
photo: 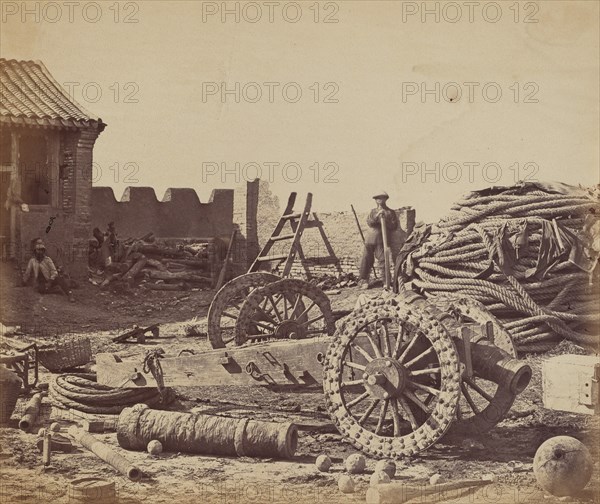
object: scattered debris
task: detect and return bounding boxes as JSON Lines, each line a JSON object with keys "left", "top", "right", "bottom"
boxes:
{"left": 36, "top": 432, "right": 74, "bottom": 453}
{"left": 68, "top": 477, "right": 116, "bottom": 504}
{"left": 18, "top": 392, "right": 44, "bottom": 431}
{"left": 68, "top": 426, "right": 142, "bottom": 481}
{"left": 111, "top": 323, "right": 160, "bottom": 344}
{"left": 82, "top": 418, "right": 118, "bottom": 433}
{"left": 366, "top": 477, "right": 494, "bottom": 504}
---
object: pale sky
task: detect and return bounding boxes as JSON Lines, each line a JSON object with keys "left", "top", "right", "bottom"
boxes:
{"left": 2, "top": 0, "right": 599, "bottom": 221}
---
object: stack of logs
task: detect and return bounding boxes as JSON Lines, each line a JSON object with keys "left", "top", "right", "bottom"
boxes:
{"left": 91, "top": 233, "right": 224, "bottom": 291}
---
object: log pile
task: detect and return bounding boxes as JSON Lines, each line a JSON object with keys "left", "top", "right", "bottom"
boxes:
{"left": 89, "top": 226, "right": 224, "bottom": 291}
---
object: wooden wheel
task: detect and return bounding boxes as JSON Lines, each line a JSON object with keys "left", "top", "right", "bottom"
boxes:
{"left": 430, "top": 295, "right": 521, "bottom": 435}
{"left": 207, "top": 272, "right": 280, "bottom": 348}
{"left": 235, "top": 279, "right": 335, "bottom": 346}
{"left": 324, "top": 296, "right": 461, "bottom": 458}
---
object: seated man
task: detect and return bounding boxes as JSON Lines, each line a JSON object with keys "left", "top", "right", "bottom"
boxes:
{"left": 22, "top": 239, "right": 75, "bottom": 302}
{"left": 358, "top": 191, "right": 399, "bottom": 289}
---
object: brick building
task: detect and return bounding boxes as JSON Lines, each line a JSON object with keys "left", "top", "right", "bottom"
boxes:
{"left": 0, "top": 59, "right": 106, "bottom": 274}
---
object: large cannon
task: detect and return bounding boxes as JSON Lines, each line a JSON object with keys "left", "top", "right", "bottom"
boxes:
{"left": 97, "top": 273, "right": 531, "bottom": 459}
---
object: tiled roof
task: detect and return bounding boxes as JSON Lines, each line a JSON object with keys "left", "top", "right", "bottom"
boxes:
{"left": 0, "top": 59, "right": 105, "bottom": 130}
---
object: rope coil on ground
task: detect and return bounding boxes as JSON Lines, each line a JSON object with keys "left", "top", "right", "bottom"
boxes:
{"left": 398, "top": 182, "right": 600, "bottom": 353}
{"left": 49, "top": 373, "right": 164, "bottom": 415}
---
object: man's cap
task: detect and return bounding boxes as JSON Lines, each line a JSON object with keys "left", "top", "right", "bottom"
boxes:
{"left": 372, "top": 191, "right": 389, "bottom": 199}
{"left": 34, "top": 239, "right": 46, "bottom": 250}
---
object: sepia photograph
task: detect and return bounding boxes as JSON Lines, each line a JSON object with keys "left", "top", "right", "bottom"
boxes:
{"left": 0, "top": 1, "right": 599, "bottom": 503}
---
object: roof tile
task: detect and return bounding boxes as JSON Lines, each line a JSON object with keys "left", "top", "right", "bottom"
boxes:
{"left": 0, "top": 59, "right": 105, "bottom": 130}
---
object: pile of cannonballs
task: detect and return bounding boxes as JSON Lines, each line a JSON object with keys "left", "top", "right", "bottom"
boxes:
{"left": 314, "top": 453, "right": 396, "bottom": 494}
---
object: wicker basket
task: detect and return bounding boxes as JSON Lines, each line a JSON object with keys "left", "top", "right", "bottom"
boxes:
{"left": 38, "top": 337, "right": 93, "bottom": 373}
{"left": 0, "top": 366, "right": 23, "bottom": 423}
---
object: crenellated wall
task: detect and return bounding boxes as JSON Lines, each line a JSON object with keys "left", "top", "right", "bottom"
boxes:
{"left": 91, "top": 186, "right": 234, "bottom": 239}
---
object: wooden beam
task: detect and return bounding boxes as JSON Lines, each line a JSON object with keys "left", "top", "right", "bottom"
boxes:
{"left": 96, "top": 338, "right": 330, "bottom": 389}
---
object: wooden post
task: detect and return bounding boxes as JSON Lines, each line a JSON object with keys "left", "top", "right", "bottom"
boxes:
{"left": 380, "top": 214, "right": 391, "bottom": 289}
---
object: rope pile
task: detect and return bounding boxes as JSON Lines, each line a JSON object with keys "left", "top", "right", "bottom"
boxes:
{"left": 398, "top": 182, "right": 599, "bottom": 353}
{"left": 50, "top": 373, "right": 163, "bottom": 415}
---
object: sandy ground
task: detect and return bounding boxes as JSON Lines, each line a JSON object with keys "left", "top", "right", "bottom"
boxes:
{"left": 1, "top": 262, "right": 599, "bottom": 504}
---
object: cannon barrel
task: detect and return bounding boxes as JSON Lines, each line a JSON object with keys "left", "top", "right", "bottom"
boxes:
{"left": 470, "top": 339, "right": 532, "bottom": 394}
{"left": 117, "top": 404, "right": 298, "bottom": 459}
{"left": 398, "top": 291, "right": 532, "bottom": 394}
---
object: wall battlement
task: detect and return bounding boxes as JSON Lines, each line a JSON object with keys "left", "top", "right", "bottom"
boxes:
{"left": 91, "top": 186, "right": 234, "bottom": 239}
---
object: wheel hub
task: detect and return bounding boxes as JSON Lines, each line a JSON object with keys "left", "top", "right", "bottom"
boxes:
{"left": 274, "top": 320, "right": 305, "bottom": 340}
{"left": 363, "top": 357, "right": 408, "bottom": 400}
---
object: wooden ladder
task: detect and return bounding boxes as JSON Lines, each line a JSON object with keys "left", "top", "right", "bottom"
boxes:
{"left": 248, "top": 193, "right": 342, "bottom": 279}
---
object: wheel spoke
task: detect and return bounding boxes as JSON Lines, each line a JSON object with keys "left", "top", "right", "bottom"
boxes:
{"left": 346, "top": 391, "right": 370, "bottom": 409}
{"left": 254, "top": 320, "right": 276, "bottom": 332}
{"left": 392, "top": 323, "right": 405, "bottom": 359}
{"left": 375, "top": 399, "right": 389, "bottom": 434}
{"left": 296, "top": 300, "right": 317, "bottom": 320}
{"left": 411, "top": 381, "right": 440, "bottom": 397}
{"left": 359, "top": 399, "right": 379, "bottom": 425}
{"left": 404, "top": 390, "right": 432, "bottom": 415}
{"left": 364, "top": 329, "right": 383, "bottom": 359}
{"left": 460, "top": 381, "right": 481, "bottom": 414}
{"left": 267, "top": 295, "right": 283, "bottom": 322}
{"left": 397, "top": 332, "right": 421, "bottom": 364}
{"left": 350, "top": 342, "right": 374, "bottom": 362}
{"left": 298, "top": 313, "right": 325, "bottom": 327}
{"left": 408, "top": 367, "right": 441, "bottom": 377}
{"left": 398, "top": 396, "right": 419, "bottom": 431}
{"left": 248, "top": 332, "right": 276, "bottom": 340}
{"left": 290, "top": 294, "right": 302, "bottom": 317}
{"left": 404, "top": 346, "right": 435, "bottom": 369}
{"left": 464, "top": 377, "right": 494, "bottom": 403}
{"left": 341, "top": 379, "right": 365, "bottom": 388}
{"left": 390, "top": 399, "right": 402, "bottom": 436}
{"left": 344, "top": 361, "right": 366, "bottom": 372}
{"left": 282, "top": 295, "right": 289, "bottom": 320}
{"left": 379, "top": 321, "right": 392, "bottom": 357}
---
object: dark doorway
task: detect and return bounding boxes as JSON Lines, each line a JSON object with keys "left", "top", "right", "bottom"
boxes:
{"left": 19, "top": 134, "right": 49, "bottom": 205}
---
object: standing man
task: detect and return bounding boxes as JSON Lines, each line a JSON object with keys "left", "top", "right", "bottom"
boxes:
{"left": 358, "top": 191, "right": 399, "bottom": 289}
{"left": 21, "top": 239, "right": 75, "bottom": 302}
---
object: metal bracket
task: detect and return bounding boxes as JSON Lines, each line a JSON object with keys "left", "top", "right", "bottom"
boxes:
{"left": 459, "top": 326, "right": 473, "bottom": 380}
{"left": 580, "top": 364, "right": 600, "bottom": 408}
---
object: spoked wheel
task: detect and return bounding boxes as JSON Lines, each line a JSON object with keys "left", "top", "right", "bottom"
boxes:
{"left": 430, "top": 295, "right": 521, "bottom": 435}
{"left": 431, "top": 295, "right": 517, "bottom": 357}
{"left": 208, "top": 272, "right": 280, "bottom": 348}
{"left": 324, "top": 296, "right": 461, "bottom": 459}
{"left": 236, "top": 278, "right": 336, "bottom": 346}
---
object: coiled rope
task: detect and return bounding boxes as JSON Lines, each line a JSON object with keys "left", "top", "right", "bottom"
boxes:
{"left": 49, "top": 373, "right": 163, "bottom": 415}
{"left": 398, "top": 183, "right": 599, "bottom": 353}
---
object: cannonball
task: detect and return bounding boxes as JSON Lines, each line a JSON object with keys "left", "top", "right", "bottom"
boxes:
{"left": 49, "top": 422, "right": 61, "bottom": 433}
{"left": 429, "top": 473, "right": 443, "bottom": 485}
{"left": 345, "top": 453, "right": 366, "bottom": 474}
{"left": 315, "top": 454, "right": 332, "bottom": 472}
{"left": 147, "top": 440, "right": 163, "bottom": 456}
{"left": 338, "top": 474, "right": 355, "bottom": 494}
{"left": 370, "top": 470, "right": 391, "bottom": 487}
{"left": 533, "top": 436, "right": 593, "bottom": 497}
{"left": 375, "top": 459, "right": 396, "bottom": 479}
